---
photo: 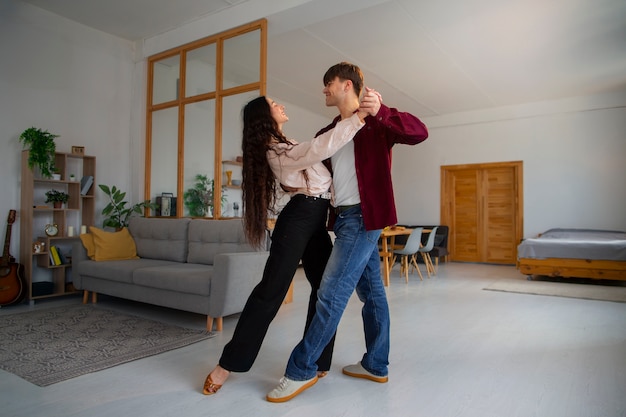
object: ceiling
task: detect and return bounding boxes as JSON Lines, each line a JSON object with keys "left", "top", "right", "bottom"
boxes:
{"left": 18, "top": 0, "right": 626, "bottom": 119}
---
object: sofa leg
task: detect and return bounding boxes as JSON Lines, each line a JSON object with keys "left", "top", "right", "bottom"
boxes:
{"left": 207, "top": 316, "right": 223, "bottom": 332}
{"left": 82, "top": 290, "right": 89, "bottom": 304}
{"left": 92, "top": 292, "right": 97, "bottom": 303}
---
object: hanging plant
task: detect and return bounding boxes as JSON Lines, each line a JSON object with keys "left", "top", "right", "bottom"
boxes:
{"left": 19, "top": 127, "right": 59, "bottom": 178}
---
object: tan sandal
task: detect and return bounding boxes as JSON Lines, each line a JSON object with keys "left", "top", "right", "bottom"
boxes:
{"left": 203, "top": 374, "right": 223, "bottom": 395}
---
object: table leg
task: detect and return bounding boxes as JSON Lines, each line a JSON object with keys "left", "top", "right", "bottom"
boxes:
{"left": 381, "top": 237, "right": 390, "bottom": 286}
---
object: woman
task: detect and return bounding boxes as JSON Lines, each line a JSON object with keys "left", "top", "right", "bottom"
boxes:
{"left": 203, "top": 96, "right": 366, "bottom": 395}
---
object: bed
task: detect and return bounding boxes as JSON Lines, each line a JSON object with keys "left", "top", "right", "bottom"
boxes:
{"left": 517, "top": 228, "right": 626, "bottom": 281}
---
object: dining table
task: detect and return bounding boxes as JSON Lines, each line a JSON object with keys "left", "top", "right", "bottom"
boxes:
{"left": 379, "top": 227, "right": 413, "bottom": 286}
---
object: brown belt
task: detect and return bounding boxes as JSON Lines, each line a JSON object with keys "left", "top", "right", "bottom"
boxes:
{"left": 334, "top": 203, "right": 360, "bottom": 215}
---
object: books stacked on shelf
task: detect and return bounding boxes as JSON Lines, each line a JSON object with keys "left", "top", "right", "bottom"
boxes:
{"left": 49, "top": 245, "right": 68, "bottom": 266}
{"left": 49, "top": 246, "right": 61, "bottom": 265}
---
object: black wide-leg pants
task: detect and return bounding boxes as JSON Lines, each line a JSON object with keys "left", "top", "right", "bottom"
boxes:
{"left": 219, "top": 194, "right": 336, "bottom": 373}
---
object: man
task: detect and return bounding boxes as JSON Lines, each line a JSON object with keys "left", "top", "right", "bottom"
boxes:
{"left": 266, "top": 62, "right": 429, "bottom": 402}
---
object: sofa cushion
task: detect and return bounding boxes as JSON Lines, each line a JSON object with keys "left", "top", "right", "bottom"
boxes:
{"left": 77, "top": 258, "right": 177, "bottom": 283}
{"left": 129, "top": 217, "right": 191, "bottom": 262}
{"left": 87, "top": 227, "right": 139, "bottom": 261}
{"left": 132, "top": 264, "right": 213, "bottom": 296}
{"left": 187, "top": 219, "right": 255, "bottom": 265}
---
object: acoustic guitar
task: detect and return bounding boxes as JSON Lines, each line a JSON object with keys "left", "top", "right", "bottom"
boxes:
{"left": 0, "top": 210, "right": 26, "bottom": 306}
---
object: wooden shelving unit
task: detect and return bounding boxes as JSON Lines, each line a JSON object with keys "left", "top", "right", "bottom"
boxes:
{"left": 19, "top": 150, "right": 96, "bottom": 302}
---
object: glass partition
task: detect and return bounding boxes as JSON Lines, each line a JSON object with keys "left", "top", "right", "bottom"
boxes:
{"left": 146, "top": 19, "right": 266, "bottom": 218}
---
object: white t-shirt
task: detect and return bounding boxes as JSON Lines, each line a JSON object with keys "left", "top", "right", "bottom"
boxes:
{"left": 331, "top": 141, "right": 360, "bottom": 206}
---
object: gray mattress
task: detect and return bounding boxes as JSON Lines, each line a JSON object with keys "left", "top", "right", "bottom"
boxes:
{"left": 517, "top": 228, "right": 626, "bottom": 261}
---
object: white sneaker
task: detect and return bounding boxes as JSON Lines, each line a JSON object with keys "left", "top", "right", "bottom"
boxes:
{"left": 342, "top": 362, "right": 388, "bottom": 383}
{"left": 266, "top": 375, "right": 318, "bottom": 403}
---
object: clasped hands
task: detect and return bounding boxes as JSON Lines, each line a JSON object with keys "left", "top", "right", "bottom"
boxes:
{"left": 357, "top": 87, "right": 382, "bottom": 121}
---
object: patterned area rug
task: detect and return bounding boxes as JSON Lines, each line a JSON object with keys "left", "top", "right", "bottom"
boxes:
{"left": 0, "top": 304, "right": 214, "bottom": 386}
{"left": 484, "top": 276, "right": 626, "bottom": 303}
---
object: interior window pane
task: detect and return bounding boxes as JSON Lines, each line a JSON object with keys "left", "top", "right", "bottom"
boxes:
{"left": 183, "top": 99, "right": 216, "bottom": 217}
{"left": 223, "top": 30, "right": 260, "bottom": 89}
{"left": 150, "top": 107, "right": 179, "bottom": 202}
{"left": 152, "top": 55, "right": 180, "bottom": 105}
{"left": 220, "top": 90, "right": 259, "bottom": 217}
{"left": 186, "top": 44, "right": 216, "bottom": 98}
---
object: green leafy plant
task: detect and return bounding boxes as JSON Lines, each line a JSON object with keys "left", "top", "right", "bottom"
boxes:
{"left": 19, "top": 127, "right": 59, "bottom": 178}
{"left": 99, "top": 184, "right": 158, "bottom": 229}
{"left": 45, "top": 189, "right": 69, "bottom": 204}
{"left": 183, "top": 174, "right": 227, "bottom": 217}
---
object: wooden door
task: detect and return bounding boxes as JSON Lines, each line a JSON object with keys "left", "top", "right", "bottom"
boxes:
{"left": 441, "top": 161, "right": 523, "bottom": 265}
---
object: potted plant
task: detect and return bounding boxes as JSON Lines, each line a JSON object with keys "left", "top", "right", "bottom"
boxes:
{"left": 99, "top": 184, "right": 158, "bottom": 230}
{"left": 45, "top": 189, "right": 70, "bottom": 208}
{"left": 19, "top": 127, "right": 59, "bottom": 178}
{"left": 184, "top": 174, "right": 227, "bottom": 217}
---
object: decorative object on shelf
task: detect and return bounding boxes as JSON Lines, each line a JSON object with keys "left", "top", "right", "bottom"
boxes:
{"left": 225, "top": 170, "right": 233, "bottom": 186}
{"left": 52, "top": 172, "right": 61, "bottom": 180}
{"left": 45, "top": 190, "right": 69, "bottom": 208}
{"left": 18, "top": 127, "right": 59, "bottom": 179}
{"left": 233, "top": 202, "right": 239, "bottom": 217}
{"left": 67, "top": 226, "right": 75, "bottom": 237}
{"left": 71, "top": 146, "right": 85, "bottom": 155}
{"left": 236, "top": 155, "right": 243, "bottom": 162}
{"left": 44, "top": 224, "right": 59, "bottom": 237}
{"left": 69, "top": 174, "right": 76, "bottom": 181}
{"left": 99, "top": 184, "right": 158, "bottom": 230}
{"left": 32, "top": 240, "right": 45, "bottom": 253}
{"left": 156, "top": 193, "right": 176, "bottom": 217}
{"left": 183, "top": 174, "right": 227, "bottom": 217}
{"left": 80, "top": 175, "right": 94, "bottom": 195}
{"left": 231, "top": 179, "right": 241, "bottom": 186}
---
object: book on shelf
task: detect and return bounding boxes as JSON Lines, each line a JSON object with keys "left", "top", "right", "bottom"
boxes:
{"left": 54, "top": 245, "right": 67, "bottom": 264}
{"left": 49, "top": 246, "right": 62, "bottom": 266}
{"left": 80, "top": 175, "right": 94, "bottom": 195}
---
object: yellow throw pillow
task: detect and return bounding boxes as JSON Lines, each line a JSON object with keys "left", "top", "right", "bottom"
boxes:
{"left": 79, "top": 233, "right": 96, "bottom": 259}
{"left": 88, "top": 227, "right": 139, "bottom": 261}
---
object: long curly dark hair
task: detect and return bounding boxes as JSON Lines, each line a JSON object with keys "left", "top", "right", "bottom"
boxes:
{"left": 241, "top": 96, "right": 292, "bottom": 248}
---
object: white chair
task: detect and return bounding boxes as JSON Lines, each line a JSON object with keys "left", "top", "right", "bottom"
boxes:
{"left": 391, "top": 228, "right": 424, "bottom": 283}
{"left": 415, "top": 226, "right": 439, "bottom": 277}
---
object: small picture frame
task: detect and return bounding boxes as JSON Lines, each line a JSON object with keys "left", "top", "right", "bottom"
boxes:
{"left": 71, "top": 146, "right": 85, "bottom": 155}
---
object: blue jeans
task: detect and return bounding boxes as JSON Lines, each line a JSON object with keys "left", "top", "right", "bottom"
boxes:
{"left": 285, "top": 205, "right": 389, "bottom": 380}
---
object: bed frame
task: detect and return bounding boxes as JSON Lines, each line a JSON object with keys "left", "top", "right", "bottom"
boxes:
{"left": 517, "top": 258, "right": 626, "bottom": 281}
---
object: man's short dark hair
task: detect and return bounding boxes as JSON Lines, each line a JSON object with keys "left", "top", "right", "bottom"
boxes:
{"left": 323, "top": 62, "right": 364, "bottom": 96}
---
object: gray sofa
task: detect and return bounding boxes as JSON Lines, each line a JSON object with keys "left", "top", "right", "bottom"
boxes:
{"left": 72, "top": 217, "right": 269, "bottom": 331}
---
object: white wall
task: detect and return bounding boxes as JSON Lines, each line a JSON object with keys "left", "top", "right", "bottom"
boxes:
{"left": 0, "top": 1, "right": 137, "bottom": 258}
{"left": 393, "top": 93, "right": 626, "bottom": 238}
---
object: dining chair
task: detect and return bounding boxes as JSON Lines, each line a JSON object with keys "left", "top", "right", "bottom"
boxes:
{"left": 391, "top": 227, "right": 424, "bottom": 283}
{"left": 415, "top": 226, "right": 439, "bottom": 277}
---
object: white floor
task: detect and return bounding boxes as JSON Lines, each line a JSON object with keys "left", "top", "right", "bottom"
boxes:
{"left": 2, "top": 262, "right": 625, "bottom": 417}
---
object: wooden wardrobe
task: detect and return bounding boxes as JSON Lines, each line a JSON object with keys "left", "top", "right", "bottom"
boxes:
{"left": 440, "top": 161, "right": 523, "bottom": 265}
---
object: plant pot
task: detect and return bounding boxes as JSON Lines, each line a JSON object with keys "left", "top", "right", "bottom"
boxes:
{"left": 53, "top": 202, "right": 62, "bottom": 209}
{"left": 52, "top": 174, "right": 61, "bottom": 180}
